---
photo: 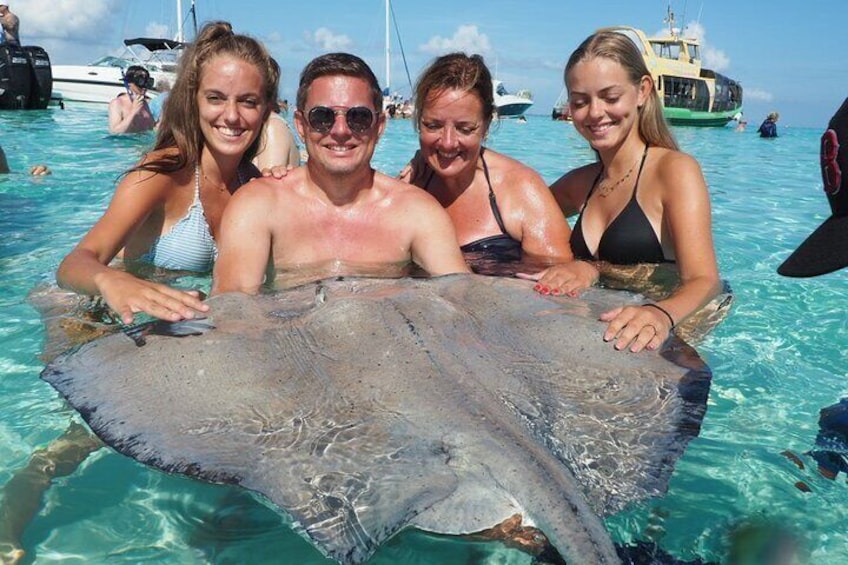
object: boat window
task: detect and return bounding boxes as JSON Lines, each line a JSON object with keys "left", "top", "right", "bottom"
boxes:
{"left": 650, "top": 41, "right": 683, "bottom": 61}
{"left": 711, "top": 73, "right": 743, "bottom": 112}
{"left": 690, "top": 45, "right": 700, "bottom": 60}
{"left": 662, "top": 76, "right": 709, "bottom": 112}
{"left": 496, "top": 83, "right": 507, "bottom": 96}
{"left": 90, "top": 56, "right": 134, "bottom": 68}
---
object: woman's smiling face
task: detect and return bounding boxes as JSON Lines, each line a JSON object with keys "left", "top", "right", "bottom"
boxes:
{"left": 418, "top": 88, "right": 488, "bottom": 180}
{"left": 567, "top": 56, "right": 648, "bottom": 152}
{"left": 197, "top": 54, "right": 267, "bottom": 160}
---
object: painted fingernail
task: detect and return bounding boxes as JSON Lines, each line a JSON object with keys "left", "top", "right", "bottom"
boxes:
{"left": 567, "top": 291, "right": 578, "bottom": 297}
{"left": 551, "top": 288, "right": 561, "bottom": 296}
{"left": 534, "top": 283, "right": 542, "bottom": 291}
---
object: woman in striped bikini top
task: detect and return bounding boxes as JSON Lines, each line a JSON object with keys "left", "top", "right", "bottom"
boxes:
{"left": 56, "top": 21, "right": 278, "bottom": 325}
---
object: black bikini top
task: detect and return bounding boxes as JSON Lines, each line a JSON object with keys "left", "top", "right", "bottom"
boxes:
{"left": 424, "top": 148, "right": 522, "bottom": 261}
{"left": 569, "top": 145, "right": 673, "bottom": 265}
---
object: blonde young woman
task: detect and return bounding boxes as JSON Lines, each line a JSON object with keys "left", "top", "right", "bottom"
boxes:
{"left": 544, "top": 31, "right": 726, "bottom": 353}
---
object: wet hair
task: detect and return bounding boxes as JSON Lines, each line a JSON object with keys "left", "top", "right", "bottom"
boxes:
{"left": 137, "top": 21, "right": 279, "bottom": 174}
{"left": 295, "top": 52, "right": 383, "bottom": 113}
{"left": 412, "top": 53, "right": 494, "bottom": 131}
{"left": 124, "top": 65, "right": 151, "bottom": 87}
{"left": 565, "top": 31, "right": 678, "bottom": 151}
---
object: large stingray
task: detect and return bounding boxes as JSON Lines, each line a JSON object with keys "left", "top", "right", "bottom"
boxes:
{"left": 40, "top": 274, "right": 711, "bottom": 564}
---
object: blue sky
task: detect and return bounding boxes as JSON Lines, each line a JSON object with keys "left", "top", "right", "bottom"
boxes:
{"left": 17, "top": 0, "right": 848, "bottom": 127}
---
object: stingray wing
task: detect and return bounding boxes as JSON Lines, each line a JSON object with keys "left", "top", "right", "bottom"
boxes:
{"left": 42, "top": 275, "right": 710, "bottom": 564}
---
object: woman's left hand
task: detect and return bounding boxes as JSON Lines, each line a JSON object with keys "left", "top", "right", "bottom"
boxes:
{"left": 599, "top": 304, "right": 673, "bottom": 353}
{"left": 516, "top": 260, "right": 599, "bottom": 296}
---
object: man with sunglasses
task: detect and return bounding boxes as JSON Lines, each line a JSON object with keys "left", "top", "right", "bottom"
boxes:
{"left": 212, "top": 52, "right": 469, "bottom": 295}
{"left": 108, "top": 65, "right": 155, "bottom": 134}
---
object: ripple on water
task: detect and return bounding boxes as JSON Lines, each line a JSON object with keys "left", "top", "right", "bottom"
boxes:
{"left": 1, "top": 108, "right": 847, "bottom": 562}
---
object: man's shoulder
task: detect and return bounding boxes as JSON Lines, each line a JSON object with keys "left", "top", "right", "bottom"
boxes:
{"left": 235, "top": 170, "right": 304, "bottom": 202}
{"left": 110, "top": 93, "right": 129, "bottom": 106}
{"left": 375, "top": 173, "right": 447, "bottom": 219}
{"left": 376, "top": 171, "right": 433, "bottom": 202}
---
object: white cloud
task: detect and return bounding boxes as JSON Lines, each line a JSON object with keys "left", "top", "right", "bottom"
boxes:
{"left": 305, "top": 27, "right": 353, "bottom": 51}
{"left": 16, "top": 0, "right": 118, "bottom": 40}
{"left": 682, "top": 21, "right": 730, "bottom": 72}
{"left": 420, "top": 25, "right": 492, "bottom": 56}
{"left": 145, "top": 23, "right": 170, "bottom": 40}
{"left": 743, "top": 88, "right": 774, "bottom": 102}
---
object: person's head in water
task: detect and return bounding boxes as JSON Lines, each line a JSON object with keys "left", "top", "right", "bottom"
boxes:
{"left": 565, "top": 30, "right": 678, "bottom": 152}
{"left": 124, "top": 66, "right": 152, "bottom": 92}
{"left": 152, "top": 21, "right": 280, "bottom": 171}
{"left": 293, "top": 52, "right": 385, "bottom": 176}
{"left": 408, "top": 53, "right": 495, "bottom": 186}
{"left": 412, "top": 52, "right": 495, "bottom": 134}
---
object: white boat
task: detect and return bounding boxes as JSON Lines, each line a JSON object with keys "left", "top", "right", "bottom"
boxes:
{"left": 380, "top": 0, "right": 414, "bottom": 116}
{"left": 51, "top": 1, "right": 194, "bottom": 104}
{"left": 551, "top": 87, "right": 570, "bottom": 121}
{"left": 51, "top": 38, "right": 184, "bottom": 104}
{"left": 493, "top": 80, "right": 533, "bottom": 118}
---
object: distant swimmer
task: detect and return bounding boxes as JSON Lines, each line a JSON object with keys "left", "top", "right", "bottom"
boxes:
{"left": 0, "top": 4, "right": 20, "bottom": 47}
{"left": 757, "top": 112, "right": 779, "bottom": 138}
{"left": 108, "top": 65, "right": 156, "bottom": 134}
{"left": 0, "top": 144, "right": 50, "bottom": 175}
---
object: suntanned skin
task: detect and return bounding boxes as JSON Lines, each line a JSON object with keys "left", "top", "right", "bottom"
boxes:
{"left": 59, "top": 54, "right": 270, "bottom": 324}
{"left": 544, "top": 56, "right": 721, "bottom": 353}
{"left": 0, "top": 5, "right": 19, "bottom": 46}
{"left": 108, "top": 83, "right": 156, "bottom": 134}
{"left": 212, "top": 74, "right": 469, "bottom": 295}
{"left": 252, "top": 112, "right": 300, "bottom": 170}
{"left": 400, "top": 86, "right": 598, "bottom": 294}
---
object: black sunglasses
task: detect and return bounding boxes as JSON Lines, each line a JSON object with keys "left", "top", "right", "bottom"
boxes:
{"left": 306, "top": 106, "right": 376, "bottom": 134}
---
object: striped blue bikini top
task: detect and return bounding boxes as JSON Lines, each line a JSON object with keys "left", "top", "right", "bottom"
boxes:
{"left": 140, "top": 165, "right": 242, "bottom": 272}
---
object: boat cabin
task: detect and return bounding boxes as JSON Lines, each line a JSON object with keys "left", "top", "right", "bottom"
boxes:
{"left": 598, "top": 23, "right": 743, "bottom": 126}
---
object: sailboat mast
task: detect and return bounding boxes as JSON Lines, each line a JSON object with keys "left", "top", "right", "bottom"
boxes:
{"left": 385, "top": 0, "right": 391, "bottom": 94}
{"left": 176, "top": 0, "right": 184, "bottom": 42}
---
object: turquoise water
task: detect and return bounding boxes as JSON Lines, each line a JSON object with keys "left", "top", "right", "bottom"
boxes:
{"left": 1, "top": 106, "right": 846, "bottom": 564}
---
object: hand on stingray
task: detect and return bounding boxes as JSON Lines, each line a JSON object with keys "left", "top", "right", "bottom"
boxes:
{"left": 96, "top": 269, "right": 209, "bottom": 325}
{"left": 601, "top": 304, "right": 672, "bottom": 353}
{"left": 516, "top": 260, "right": 599, "bottom": 297}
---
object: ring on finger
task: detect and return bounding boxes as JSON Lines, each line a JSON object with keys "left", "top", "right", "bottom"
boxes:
{"left": 644, "top": 324, "right": 658, "bottom": 335}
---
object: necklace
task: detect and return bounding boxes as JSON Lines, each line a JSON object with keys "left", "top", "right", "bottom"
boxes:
{"left": 195, "top": 164, "right": 245, "bottom": 194}
{"left": 596, "top": 148, "right": 644, "bottom": 198}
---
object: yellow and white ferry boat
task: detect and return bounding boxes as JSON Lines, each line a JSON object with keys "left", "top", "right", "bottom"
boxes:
{"left": 600, "top": 7, "right": 743, "bottom": 127}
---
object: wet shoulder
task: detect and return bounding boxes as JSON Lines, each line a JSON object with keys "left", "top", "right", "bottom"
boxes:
{"left": 231, "top": 169, "right": 304, "bottom": 207}
{"left": 652, "top": 148, "right": 703, "bottom": 185}
{"left": 484, "top": 148, "right": 545, "bottom": 189}
{"left": 550, "top": 162, "right": 601, "bottom": 211}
